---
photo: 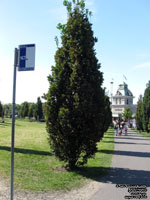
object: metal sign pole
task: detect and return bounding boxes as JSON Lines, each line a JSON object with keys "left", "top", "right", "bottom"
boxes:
{"left": 10, "top": 48, "right": 18, "bottom": 200}
{"left": 10, "top": 44, "right": 35, "bottom": 200}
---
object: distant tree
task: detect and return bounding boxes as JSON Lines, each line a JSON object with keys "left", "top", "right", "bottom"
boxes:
{"left": 148, "top": 119, "right": 150, "bottom": 132}
{"left": 42, "top": 103, "right": 46, "bottom": 119}
{"left": 3, "top": 104, "right": 21, "bottom": 118}
{"left": 15, "top": 104, "right": 22, "bottom": 117}
{"left": 21, "top": 102, "right": 29, "bottom": 118}
{"left": 122, "top": 106, "right": 132, "bottom": 121}
{"left": 135, "top": 95, "right": 143, "bottom": 131}
{"left": 0, "top": 101, "right": 4, "bottom": 119}
{"left": 142, "top": 81, "right": 150, "bottom": 132}
{"left": 102, "top": 94, "right": 112, "bottom": 133}
{"left": 34, "top": 97, "right": 43, "bottom": 120}
{"left": 3, "top": 104, "right": 12, "bottom": 118}
{"left": 45, "top": 0, "right": 105, "bottom": 169}
{"left": 28, "top": 103, "right": 35, "bottom": 119}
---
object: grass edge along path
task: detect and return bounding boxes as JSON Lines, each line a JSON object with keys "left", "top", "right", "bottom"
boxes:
{"left": 0, "top": 119, "right": 114, "bottom": 192}
{"left": 133, "top": 128, "right": 150, "bottom": 138}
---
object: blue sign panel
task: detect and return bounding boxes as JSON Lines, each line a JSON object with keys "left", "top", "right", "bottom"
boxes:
{"left": 18, "top": 44, "right": 35, "bottom": 71}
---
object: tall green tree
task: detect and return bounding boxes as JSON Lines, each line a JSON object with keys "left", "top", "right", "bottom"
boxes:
{"left": 0, "top": 101, "right": 4, "bottom": 118}
{"left": 15, "top": 104, "right": 22, "bottom": 117}
{"left": 142, "top": 81, "right": 150, "bottom": 132}
{"left": 45, "top": 0, "right": 105, "bottom": 169}
{"left": 102, "top": 94, "right": 112, "bottom": 133}
{"left": 122, "top": 106, "right": 132, "bottom": 120}
{"left": 34, "top": 97, "right": 43, "bottom": 120}
{"left": 28, "top": 103, "right": 35, "bottom": 119}
{"left": 21, "top": 102, "right": 29, "bottom": 118}
{"left": 3, "top": 104, "right": 12, "bottom": 118}
{"left": 135, "top": 95, "right": 143, "bottom": 131}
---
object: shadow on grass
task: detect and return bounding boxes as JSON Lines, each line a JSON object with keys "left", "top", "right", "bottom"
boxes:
{"left": 0, "top": 146, "right": 52, "bottom": 156}
{"left": 77, "top": 166, "right": 150, "bottom": 187}
{"left": 78, "top": 166, "right": 110, "bottom": 181}
{"left": 0, "top": 122, "right": 22, "bottom": 127}
{"left": 0, "top": 122, "right": 10, "bottom": 127}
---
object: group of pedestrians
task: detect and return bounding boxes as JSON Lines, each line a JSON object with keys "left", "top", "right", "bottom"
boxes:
{"left": 114, "top": 119, "right": 128, "bottom": 136}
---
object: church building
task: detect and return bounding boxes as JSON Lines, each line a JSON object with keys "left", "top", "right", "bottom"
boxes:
{"left": 111, "top": 82, "right": 137, "bottom": 118}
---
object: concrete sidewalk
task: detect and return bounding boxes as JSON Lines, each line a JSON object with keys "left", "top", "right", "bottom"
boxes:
{"left": 90, "top": 129, "right": 150, "bottom": 200}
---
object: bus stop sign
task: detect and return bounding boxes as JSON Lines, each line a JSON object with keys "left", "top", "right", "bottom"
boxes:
{"left": 18, "top": 44, "right": 35, "bottom": 71}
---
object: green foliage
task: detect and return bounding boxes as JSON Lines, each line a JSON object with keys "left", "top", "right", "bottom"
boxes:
{"left": 3, "top": 104, "right": 11, "bottom": 117}
{"left": 102, "top": 95, "right": 112, "bottom": 133}
{"left": 4, "top": 103, "right": 21, "bottom": 118}
{"left": 0, "top": 101, "right": 4, "bottom": 118}
{"left": 142, "top": 81, "right": 150, "bottom": 132}
{"left": 45, "top": 0, "right": 106, "bottom": 169}
{"left": 15, "top": 104, "right": 22, "bottom": 117}
{"left": 28, "top": 103, "right": 35, "bottom": 118}
{"left": 54, "top": 36, "right": 59, "bottom": 48}
{"left": 122, "top": 106, "right": 132, "bottom": 120}
{"left": 34, "top": 97, "right": 43, "bottom": 121}
{"left": 21, "top": 102, "right": 29, "bottom": 118}
{"left": 3, "top": 99, "right": 44, "bottom": 120}
{"left": 135, "top": 95, "right": 143, "bottom": 131}
{"left": 148, "top": 119, "right": 150, "bottom": 132}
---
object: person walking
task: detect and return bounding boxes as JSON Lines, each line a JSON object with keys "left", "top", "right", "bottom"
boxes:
{"left": 124, "top": 124, "right": 128, "bottom": 135}
{"left": 114, "top": 124, "right": 118, "bottom": 136}
{"left": 118, "top": 127, "right": 122, "bottom": 136}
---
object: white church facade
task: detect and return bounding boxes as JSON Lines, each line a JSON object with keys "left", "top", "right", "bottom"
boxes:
{"left": 111, "top": 82, "right": 137, "bottom": 118}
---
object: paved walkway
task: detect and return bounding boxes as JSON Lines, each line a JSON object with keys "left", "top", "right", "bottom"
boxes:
{"left": 90, "top": 129, "right": 150, "bottom": 200}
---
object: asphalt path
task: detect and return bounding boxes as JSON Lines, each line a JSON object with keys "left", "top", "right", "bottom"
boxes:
{"left": 90, "top": 129, "right": 150, "bottom": 200}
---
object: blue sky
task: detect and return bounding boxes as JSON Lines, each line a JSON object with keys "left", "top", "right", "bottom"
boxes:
{"left": 0, "top": 0, "right": 150, "bottom": 104}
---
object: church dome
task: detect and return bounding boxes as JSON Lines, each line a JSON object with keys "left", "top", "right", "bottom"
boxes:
{"left": 115, "top": 82, "right": 133, "bottom": 97}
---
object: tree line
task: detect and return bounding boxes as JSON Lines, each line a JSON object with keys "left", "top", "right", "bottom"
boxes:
{"left": 136, "top": 81, "right": 150, "bottom": 132}
{"left": 0, "top": 97, "right": 44, "bottom": 121}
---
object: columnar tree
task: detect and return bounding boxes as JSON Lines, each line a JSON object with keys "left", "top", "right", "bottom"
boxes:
{"left": 45, "top": 0, "right": 106, "bottom": 169}
{"left": 0, "top": 101, "right": 4, "bottom": 119}
{"left": 15, "top": 104, "right": 22, "bottom": 117}
{"left": 142, "top": 81, "right": 150, "bottom": 132}
{"left": 28, "top": 103, "right": 35, "bottom": 119}
{"left": 34, "top": 97, "right": 43, "bottom": 121}
{"left": 21, "top": 102, "right": 29, "bottom": 118}
{"left": 102, "top": 95, "right": 112, "bottom": 133}
{"left": 135, "top": 95, "right": 143, "bottom": 131}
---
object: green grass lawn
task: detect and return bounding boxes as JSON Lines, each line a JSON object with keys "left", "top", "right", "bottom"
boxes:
{"left": 133, "top": 128, "right": 150, "bottom": 138}
{"left": 0, "top": 119, "right": 114, "bottom": 192}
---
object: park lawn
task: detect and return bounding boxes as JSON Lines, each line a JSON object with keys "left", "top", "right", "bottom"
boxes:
{"left": 133, "top": 128, "right": 150, "bottom": 138}
{"left": 0, "top": 119, "right": 114, "bottom": 191}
